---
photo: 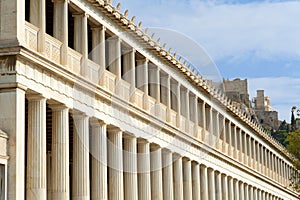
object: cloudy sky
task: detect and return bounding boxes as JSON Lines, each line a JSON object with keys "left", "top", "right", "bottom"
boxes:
{"left": 116, "top": 0, "right": 300, "bottom": 121}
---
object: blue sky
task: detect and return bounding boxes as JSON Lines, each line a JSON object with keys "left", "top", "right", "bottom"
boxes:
{"left": 116, "top": 0, "right": 300, "bottom": 121}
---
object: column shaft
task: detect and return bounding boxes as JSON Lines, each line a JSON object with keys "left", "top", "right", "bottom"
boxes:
{"left": 138, "top": 141, "right": 151, "bottom": 200}
{"left": 183, "top": 158, "right": 192, "bottom": 200}
{"left": 91, "top": 120, "right": 108, "bottom": 200}
{"left": 216, "top": 172, "right": 222, "bottom": 200}
{"left": 221, "top": 175, "right": 228, "bottom": 200}
{"left": 173, "top": 156, "right": 183, "bottom": 200}
{"left": 108, "top": 129, "right": 124, "bottom": 200}
{"left": 162, "top": 150, "right": 174, "bottom": 200}
{"left": 150, "top": 146, "right": 163, "bottom": 200}
{"left": 200, "top": 165, "right": 208, "bottom": 200}
{"left": 30, "top": 0, "right": 45, "bottom": 52}
{"left": 192, "top": 162, "right": 200, "bottom": 200}
{"left": 51, "top": 105, "right": 70, "bottom": 200}
{"left": 26, "top": 95, "right": 47, "bottom": 200}
{"left": 208, "top": 168, "right": 215, "bottom": 200}
{"left": 122, "top": 48, "right": 136, "bottom": 91}
{"left": 72, "top": 113, "right": 90, "bottom": 200}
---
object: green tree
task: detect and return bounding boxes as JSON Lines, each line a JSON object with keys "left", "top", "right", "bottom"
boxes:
{"left": 286, "top": 130, "right": 300, "bottom": 195}
{"left": 291, "top": 106, "right": 297, "bottom": 131}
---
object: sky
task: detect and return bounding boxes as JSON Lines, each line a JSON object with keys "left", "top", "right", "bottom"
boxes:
{"left": 115, "top": 0, "right": 300, "bottom": 121}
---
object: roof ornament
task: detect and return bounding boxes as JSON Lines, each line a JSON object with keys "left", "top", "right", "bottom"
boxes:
{"left": 116, "top": 3, "right": 121, "bottom": 11}
{"left": 144, "top": 28, "right": 149, "bottom": 35}
{"left": 131, "top": 16, "right": 136, "bottom": 23}
{"left": 151, "top": 33, "right": 155, "bottom": 39}
{"left": 168, "top": 48, "right": 172, "bottom": 53}
{"left": 107, "top": 0, "right": 112, "bottom": 5}
{"left": 156, "top": 38, "right": 161, "bottom": 44}
{"left": 138, "top": 21, "right": 142, "bottom": 28}
{"left": 162, "top": 43, "right": 167, "bottom": 49}
{"left": 124, "top": 10, "right": 129, "bottom": 18}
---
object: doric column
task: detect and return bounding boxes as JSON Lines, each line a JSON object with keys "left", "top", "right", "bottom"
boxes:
{"left": 138, "top": 139, "right": 151, "bottom": 200}
{"left": 162, "top": 149, "right": 174, "bottom": 200}
{"left": 208, "top": 168, "right": 215, "bottom": 200}
{"left": 258, "top": 189, "right": 262, "bottom": 200}
{"left": 216, "top": 171, "right": 222, "bottom": 200}
{"left": 122, "top": 47, "right": 136, "bottom": 93}
{"left": 192, "top": 162, "right": 200, "bottom": 200}
{"left": 233, "top": 179, "right": 239, "bottom": 200}
{"left": 46, "top": 152, "right": 51, "bottom": 200}
{"left": 90, "top": 119, "right": 107, "bottom": 200}
{"left": 50, "top": 104, "right": 69, "bottom": 200}
{"left": 222, "top": 117, "right": 226, "bottom": 153}
{"left": 91, "top": 25, "right": 106, "bottom": 76}
{"left": 200, "top": 165, "right": 208, "bottom": 200}
{"left": 245, "top": 184, "right": 249, "bottom": 200}
{"left": 233, "top": 126, "right": 238, "bottom": 159}
{"left": 215, "top": 113, "right": 220, "bottom": 149}
{"left": 53, "top": 0, "right": 68, "bottom": 65}
{"left": 252, "top": 139, "right": 256, "bottom": 170}
{"left": 228, "top": 177, "right": 234, "bottom": 200}
{"left": 264, "top": 148, "right": 268, "bottom": 176}
{"left": 108, "top": 128, "right": 124, "bottom": 200}
{"left": 183, "top": 158, "right": 192, "bottom": 200}
{"left": 257, "top": 144, "right": 261, "bottom": 173}
{"left": 72, "top": 113, "right": 90, "bottom": 200}
{"left": 254, "top": 188, "right": 258, "bottom": 200}
{"left": 107, "top": 36, "right": 121, "bottom": 79}
{"left": 0, "top": 88, "right": 25, "bottom": 200}
{"left": 123, "top": 135, "right": 138, "bottom": 200}
{"left": 249, "top": 186, "right": 254, "bottom": 200}
{"left": 239, "top": 130, "right": 243, "bottom": 162}
{"left": 239, "top": 181, "right": 244, "bottom": 200}
{"left": 221, "top": 174, "right": 228, "bottom": 200}
{"left": 150, "top": 145, "right": 163, "bottom": 200}
{"left": 160, "top": 73, "right": 171, "bottom": 122}
{"left": 173, "top": 155, "right": 183, "bottom": 200}
{"left": 30, "top": 0, "right": 45, "bottom": 52}
{"left": 26, "top": 95, "right": 47, "bottom": 200}
{"left": 228, "top": 122, "right": 232, "bottom": 157}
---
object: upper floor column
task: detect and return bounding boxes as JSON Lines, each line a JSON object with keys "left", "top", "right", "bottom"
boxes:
{"left": 160, "top": 73, "right": 171, "bottom": 122}
{"left": 122, "top": 47, "right": 136, "bottom": 94}
{"left": 0, "top": 0, "right": 25, "bottom": 46}
{"left": 53, "top": 0, "right": 69, "bottom": 65}
{"left": 30, "top": 0, "right": 45, "bottom": 52}
{"left": 107, "top": 36, "right": 122, "bottom": 80}
{"left": 73, "top": 13, "right": 88, "bottom": 75}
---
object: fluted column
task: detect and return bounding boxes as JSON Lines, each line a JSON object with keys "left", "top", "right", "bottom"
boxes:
{"left": 162, "top": 149, "right": 174, "bottom": 200}
{"left": 176, "top": 83, "right": 181, "bottom": 127}
{"left": 50, "top": 104, "right": 69, "bottom": 200}
{"left": 91, "top": 25, "right": 106, "bottom": 76}
{"left": 244, "top": 133, "right": 248, "bottom": 166}
{"left": 221, "top": 174, "right": 228, "bottom": 200}
{"left": 183, "top": 158, "right": 192, "bottom": 200}
{"left": 107, "top": 36, "right": 121, "bottom": 79}
{"left": 208, "top": 168, "right": 215, "bottom": 200}
{"left": 228, "top": 122, "right": 232, "bottom": 157}
{"left": 252, "top": 139, "right": 257, "bottom": 170}
{"left": 160, "top": 73, "right": 171, "bottom": 122}
{"left": 215, "top": 113, "right": 220, "bottom": 149}
{"left": 26, "top": 95, "right": 47, "bottom": 200}
{"left": 228, "top": 177, "right": 234, "bottom": 200}
{"left": 173, "top": 155, "right": 183, "bottom": 200}
{"left": 233, "top": 126, "right": 238, "bottom": 159}
{"left": 239, "top": 181, "right": 244, "bottom": 200}
{"left": 138, "top": 139, "right": 151, "bottom": 200}
{"left": 149, "top": 65, "right": 160, "bottom": 103}
{"left": 53, "top": 0, "right": 68, "bottom": 65}
{"left": 222, "top": 117, "right": 226, "bottom": 153}
{"left": 108, "top": 128, "right": 124, "bottom": 200}
{"left": 193, "top": 95, "right": 199, "bottom": 137}
{"left": 245, "top": 184, "right": 249, "bottom": 200}
{"left": 47, "top": 152, "right": 51, "bottom": 200}
{"left": 150, "top": 145, "right": 163, "bottom": 200}
{"left": 249, "top": 186, "right": 254, "bottom": 200}
{"left": 30, "top": 0, "right": 45, "bottom": 52}
{"left": 201, "top": 102, "right": 206, "bottom": 141}
{"left": 90, "top": 120, "right": 107, "bottom": 200}
{"left": 234, "top": 179, "right": 239, "bottom": 200}
{"left": 254, "top": 188, "right": 258, "bottom": 200}
{"left": 72, "top": 113, "right": 90, "bottom": 200}
{"left": 123, "top": 135, "right": 138, "bottom": 200}
{"left": 216, "top": 171, "right": 222, "bottom": 200}
{"left": 192, "top": 162, "right": 200, "bottom": 200}
{"left": 200, "top": 165, "right": 208, "bottom": 200}
{"left": 136, "top": 58, "right": 149, "bottom": 109}
{"left": 185, "top": 90, "right": 190, "bottom": 133}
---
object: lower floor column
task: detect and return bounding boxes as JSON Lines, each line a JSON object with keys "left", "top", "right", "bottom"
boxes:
{"left": 239, "top": 181, "right": 244, "bottom": 200}
{"left": 249, "top": 186, "right": 254, "bottom": 200}
{"left": 72, "top": 113, "right": 90, "bottom": 200}
{"left": 183, "top": 158, "right": 192, "bottom": 200}
{"left": 150, "top": 145, "right": 163, "bottom": 200}
{"left": 208, "top": 168, "right": 215, "bottom": 200}
{"left": 192, "top": 162, "right": 200, "bottom": 200}
{"left": 216, "top": 171, "right": 222, "bottom": 200}
{"left": 228, "top": 177, "right": 234, "bottom": 200}
{"left": 245, "top": 184, "right": 249, "bottom": 200}
{"left": 91, "top": 120, "right": 107, "bottom": 200}
{"left": 234, "top": 179, "right": 239, "bottom": 200}
{"left": 222, "top": 174, "right": 228, "bottom": 200}
{"left": 162, "top": 149, "right": 174, "bottom": 200}
{"left": 138, "top": 139, "right": 151, "bottom": 200}
{"left": 123, "top": 135, "right": 138, "bottom": 200}
{"left": 26, "top": 95, "right": 47, "bottom": 200}
{"left": 173, "top": 155, "right": 183, "bottom": 200}
{"left": 108, "top": 128, "right": 124, "bottom": 200}
{"left": 200, "top": 165, "right": 208, "bottom": 200}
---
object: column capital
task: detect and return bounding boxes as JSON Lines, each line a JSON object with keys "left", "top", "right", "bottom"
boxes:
{"left": 72, "top": 110, "right": 88, "bottom": 119}
{"left": 48, "top": 103, "right": 68, "bottom": 111}
{"left": 137, "top": 138, "right": 149, "bottom": 144}
{"left": 90, "top": 24, "right": 106, "bottom": 31}
{"left": 72, "top": 12, "right": 89, "bottom": 18}
{"left": 26, "top": 93, "right": 46, "bottom": 101}
{"left": 107, "top": 126, "right": 123, "bottom": 133}
{"left": 150, "top": 143, "right": 161, "bottom": 151}
{"left": 90, "top": 118, "right": 107, "bottom": 127}
{"left": 136, "top": 58, "right": 149, "bottom": 64}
